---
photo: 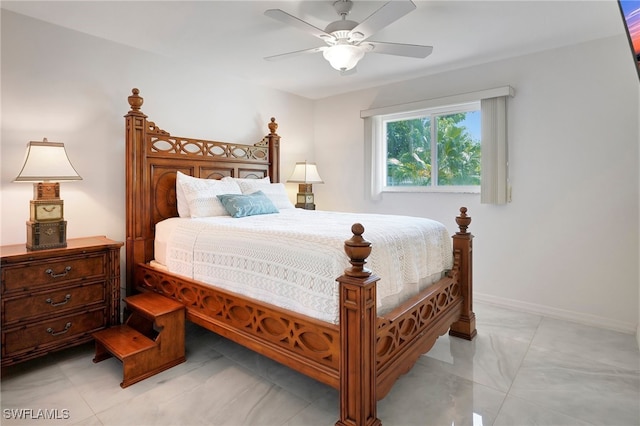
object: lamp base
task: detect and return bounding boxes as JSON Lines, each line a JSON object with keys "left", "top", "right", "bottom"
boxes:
{"left": 26, "top": 220, "right": 67, "bottom": 250}
{"left": 295, "top": 201, "right": 316, "bottom": 210}
{"left": 295, "top": 183, "right": 316, "bottom": 210}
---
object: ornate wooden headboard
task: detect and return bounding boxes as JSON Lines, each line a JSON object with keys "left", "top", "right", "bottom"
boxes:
{"left": 124, "top": 88, "right": 281, "bottom": 294}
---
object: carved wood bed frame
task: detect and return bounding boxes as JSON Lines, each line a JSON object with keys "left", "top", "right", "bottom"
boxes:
{"left": 124, "top": 88, "right": 476, "bottom": 426}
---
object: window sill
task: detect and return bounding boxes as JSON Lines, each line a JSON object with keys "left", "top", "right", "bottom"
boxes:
{"left": 382, "top": 186, "right": 480, "bottom": 194}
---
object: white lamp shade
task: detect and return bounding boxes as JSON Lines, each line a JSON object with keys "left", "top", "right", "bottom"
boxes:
{"left": 14, "top": 139, "right": 82, "bottom": 182}
{"left": 322, "top": 44, "right": 365, "bottom": 71}
{"left": 287, "top": 162, "right": 324, "bottom": 184}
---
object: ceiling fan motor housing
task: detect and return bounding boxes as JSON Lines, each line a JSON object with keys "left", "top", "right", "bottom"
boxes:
{"left": 324, "top": 20, "right": 359, "bottom": 42}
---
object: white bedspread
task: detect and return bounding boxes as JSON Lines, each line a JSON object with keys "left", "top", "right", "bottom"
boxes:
{"left": 155, "top": 209, "right": 452, "bottom": 324}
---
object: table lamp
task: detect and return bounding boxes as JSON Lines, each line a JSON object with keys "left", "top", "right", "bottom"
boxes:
{"left": 14, "top": 138, "right": 82, "bottom": 250}
{"left": 287, "top": 161, "right": 323, "bottom": 210}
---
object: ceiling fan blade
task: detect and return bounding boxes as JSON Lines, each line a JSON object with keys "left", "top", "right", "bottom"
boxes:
{"left": 265, "top": 9, "right": 333, "bottom": 40}
{"left": 349, "top": 1, "right": 417, "bottom": 41}
{"left": 365, "top": 41, "right": 433, "bottom": 58}
{"left": 264, "top": 46, "right": 326, "bottom": 62}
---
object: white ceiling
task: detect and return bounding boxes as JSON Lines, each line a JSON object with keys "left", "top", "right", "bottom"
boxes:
{"left": 1, "top": 0, "right": 624, "bottom": 99}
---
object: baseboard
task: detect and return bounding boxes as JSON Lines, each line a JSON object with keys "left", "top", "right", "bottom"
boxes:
{"left": 475, "top": 292, "right": 637, "bottom": 334}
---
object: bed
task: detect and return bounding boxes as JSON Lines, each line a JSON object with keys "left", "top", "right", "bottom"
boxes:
{"left": 124, "top": 88, "right": 476, "bottom": 426}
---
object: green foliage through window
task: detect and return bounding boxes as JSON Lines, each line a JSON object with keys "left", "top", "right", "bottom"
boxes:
{"left": 385, "top": 106, "right": 481, "bottom": 187}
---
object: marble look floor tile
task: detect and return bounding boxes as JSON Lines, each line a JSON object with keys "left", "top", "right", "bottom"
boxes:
{"left": 473, "top": 301, "right": 543, "bottom": 343}
{"left": 96, "top": 361, "right": 307, "bottom": 426}
{"left": 213, "top": 336, "right": 332, "bottom": 403}
{"left": 205, "top": 378, "right": 311, "bottom": 425}
{"left": 377, "top": 362, "right": 506, "bottom": 426}
{"left": 65, "top": 344, "right": 229, "bottom": 415}
{"left": 419, "top": 332, "right": 529, "bottom": 393}
{"left": 531, "top": 317, "right": 640, "bottom": 371}
{"left": 95, "top": 361, "right": 255, "bottom": 425}
{"left": 494, "top": 395, "right": 595, "bottom": 426}
{"left": 3, "top": 307, "right": 637, "bottom": 426}
{"left": 282, "top": 389, "right": 338, "bottom": 426}
{"left": 1, "top": 362, "right": 95, "bottom": 425}
{"left": 70, "top": 415, "right": 104, "bottom": 426}
{"left": 509, "top": 346, "right": 640, "bottom": 426}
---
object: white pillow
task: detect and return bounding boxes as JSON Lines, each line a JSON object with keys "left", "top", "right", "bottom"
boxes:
{"left": 258, "top": 183, "right": 296, "bottom": 210}
{"left": 175, "top": 171, "right": 191, "bottom": 218}
{"left": 223, "top": 177, "right": 295, "bottom": 209}
{"left": 222, "top": 176, "right": 271, "bottom": 186}
{"left": 178, "top": 172, "right": 242, "bottom": 217}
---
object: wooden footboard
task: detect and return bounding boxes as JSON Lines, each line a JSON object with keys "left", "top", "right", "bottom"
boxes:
{"left": 336, "top": 209, "right": 474, "bottom": 426}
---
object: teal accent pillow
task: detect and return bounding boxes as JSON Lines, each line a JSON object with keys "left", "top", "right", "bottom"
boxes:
{"left": 216, "top": 191, "right": 279, "bottom": 218}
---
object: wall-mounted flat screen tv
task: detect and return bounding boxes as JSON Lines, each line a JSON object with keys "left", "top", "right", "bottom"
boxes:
{"left": 618, "top": 0, "right": 640, "bottom": 80}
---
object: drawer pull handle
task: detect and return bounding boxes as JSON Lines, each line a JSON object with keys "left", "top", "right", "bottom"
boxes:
{"left": 45, "top": 294, "right": 71, "bottom": 307}
{"left": 46, "top": 322, "right": 72, "bottom": 336}
{"left": 45, "top": 266, "right": 71, "bottom": 278}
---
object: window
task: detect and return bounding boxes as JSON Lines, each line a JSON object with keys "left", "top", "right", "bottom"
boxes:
{"left": 384, "top": 102, "right": 480, "bottom": 192}
{"left": 362, "top": 86, "right": 513, "bottom": 203}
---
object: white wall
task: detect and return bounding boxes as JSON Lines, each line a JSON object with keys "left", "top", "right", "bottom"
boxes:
{"left": 313, "top": 36, "right": 640, "bottom": 333}
{"left": 1, "top": 10, "right": 315, "bottom": 248}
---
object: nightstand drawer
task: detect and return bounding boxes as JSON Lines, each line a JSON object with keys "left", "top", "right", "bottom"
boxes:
{"left": 3, "top": 282, "right": 106, "bottom": 324}
{"left": 3, "top": 254, "right": 105, "bottom": 292}
{"left": 2, "top": 308, "right": 106, "bottom": 356}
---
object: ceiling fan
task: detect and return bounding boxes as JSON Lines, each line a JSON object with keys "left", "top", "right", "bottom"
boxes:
{"left": 264, "top": 0, "right": 433, "bottom": 73}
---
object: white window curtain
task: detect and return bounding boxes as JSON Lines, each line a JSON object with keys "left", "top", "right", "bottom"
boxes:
{"left": 481, "top": 96, "right": 509, "bottom": 204}
{"left": 364, "top": 115, "right": 384, "bottom": 201}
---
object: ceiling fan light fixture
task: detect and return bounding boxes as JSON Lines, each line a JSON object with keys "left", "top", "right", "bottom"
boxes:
{"left": 322, "top": 44, "right": 365, "bottom": 71}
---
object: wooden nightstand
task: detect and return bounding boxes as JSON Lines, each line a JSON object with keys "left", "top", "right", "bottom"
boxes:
{"left": 1, "top": 236, "right": 123, "bottom": 367}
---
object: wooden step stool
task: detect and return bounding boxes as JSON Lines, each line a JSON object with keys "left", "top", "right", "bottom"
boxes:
{"left": 92, "top": 292, "right": 186, "bottom": 388}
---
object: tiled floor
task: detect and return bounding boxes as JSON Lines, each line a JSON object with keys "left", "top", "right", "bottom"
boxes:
{"left": 2, "top": 302, "right": 639, "bottom": 426}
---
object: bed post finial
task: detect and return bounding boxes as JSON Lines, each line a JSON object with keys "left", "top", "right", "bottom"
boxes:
{"left": 266, "top": 117, "right": 280, "bottom": 183}
{"left": 450, "top": 206, "right": 477, "bottom": 341}
{"left": 343, "top": 223, "right": 372, "bottom": 278}
{"left": 268, "top": 117, "right": 278, "bottom": 135}
{"left": 455, "top": 206, "right": 471, "bottom": 235}
{"left": 128, "top": 88, "right": 144, "bottom": 113}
